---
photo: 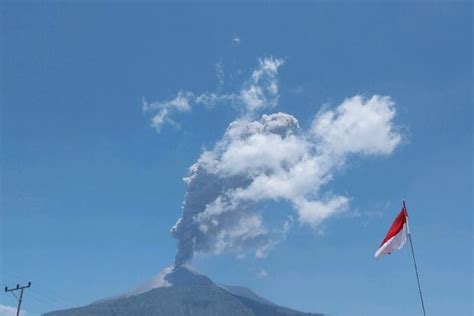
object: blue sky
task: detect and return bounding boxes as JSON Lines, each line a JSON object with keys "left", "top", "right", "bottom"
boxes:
{"left": 1, "top": 2, "right": 472, "bottom": 316}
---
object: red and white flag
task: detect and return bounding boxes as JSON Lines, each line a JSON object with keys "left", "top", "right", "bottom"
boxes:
{"left": 375, "top": 205, "right": 410, "bottom": 259}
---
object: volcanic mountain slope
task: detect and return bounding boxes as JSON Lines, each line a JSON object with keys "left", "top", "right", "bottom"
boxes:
{"left": 43, "top": 266, "right": 324, "bottom": 316}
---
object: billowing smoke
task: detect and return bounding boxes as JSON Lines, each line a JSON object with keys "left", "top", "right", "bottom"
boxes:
{"left": 145, "top": 58, "right": 402, "bottom": 267}
{"left": 143, "top": 57, "right": 284, "bottom": 132}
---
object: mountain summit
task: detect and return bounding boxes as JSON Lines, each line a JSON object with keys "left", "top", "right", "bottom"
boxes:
{"left": 163, "top": 266, "right": 214, "bottom": 287}
{"left": 43, "top": 266, "right": 324, "bottom": 316}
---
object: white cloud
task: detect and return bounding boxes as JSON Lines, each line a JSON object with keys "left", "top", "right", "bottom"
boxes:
{"left": 195, "top": 92, "right": 238, "bottom": 109}
{"left": 282, "top": 215, "right": 294, "bottom": 237}
{"left": 239, "top": 57, "right": 284, "bottom": 115}
{"left": 0, "top": 305, "right": 25, "bottom": 316}
{"left": 257, "top": 268, "right": 268, "bottom": 278}
{"left": 232, "top": 37, "right": 241, "bottom": 45}
{"left": 215, "top": 62, "right": 224, "bottom": 91}
{"left": 143, "top": 91, "right": 194, "bottom": 132}
{"left": 144, "top": 57, "right": 284, "bottom": 132}
{"left": 311, "top": 95, "right": 401, "bottom": 157}
{"left": 171, "top": 97, "right": 402, "bottom": 264}
{"left": 143, "top": 55, "right": 403, "bottom": 265}
{"left": 294, "top": 196, "right": 349, "bottom": 227}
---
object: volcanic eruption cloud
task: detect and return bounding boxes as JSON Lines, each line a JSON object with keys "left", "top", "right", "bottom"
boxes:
{"left": 144, "top": 57, "right": 403, "bottom": 267}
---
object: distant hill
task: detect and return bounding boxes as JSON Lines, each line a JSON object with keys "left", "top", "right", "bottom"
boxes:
{"left": 43, "top": 266, "right": 324, "bottom": 316}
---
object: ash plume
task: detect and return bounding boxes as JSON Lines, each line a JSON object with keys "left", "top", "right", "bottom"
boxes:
{"left": 145, "top": 57, "right": 402, "bottom": 267}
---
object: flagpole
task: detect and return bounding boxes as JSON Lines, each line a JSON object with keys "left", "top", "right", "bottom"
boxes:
{"left": 404, "top": 200, "right": 426, "bottom": 316}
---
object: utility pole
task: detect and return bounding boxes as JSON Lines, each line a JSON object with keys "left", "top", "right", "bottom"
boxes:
{"left": 5, "top": 282, "right": 31, "bottom": 316}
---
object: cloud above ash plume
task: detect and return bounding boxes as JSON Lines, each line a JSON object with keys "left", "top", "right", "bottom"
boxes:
{"left": 170, "top": 97, "right": 401, "bottom": 266}
{"left": 143, "top": 57, "right": 284, "bottom": 132}
{"left": 142, "top": 91, "right": 193, "bottom": 132}
{"left": 144, "top": 57, "right": 403, "bottom": 267}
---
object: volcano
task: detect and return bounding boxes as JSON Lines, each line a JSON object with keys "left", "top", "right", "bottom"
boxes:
{"left": 43, "top": 266, "right": 324, "bottom": 316}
